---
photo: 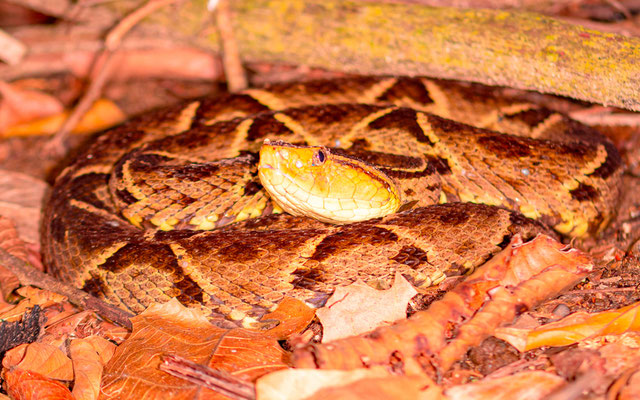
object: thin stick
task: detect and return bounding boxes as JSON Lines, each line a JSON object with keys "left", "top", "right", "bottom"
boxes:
{"left": 160, "top": 354, "right": 255, "bottom": 400}
{"left": 215, "top": 0, "right": 247, "bottom": 92}
{"left": 0, "top": 248, "right": 133, "bottom": 330}
{"left": 46, "top": 0, "right": 182, "bottom": 155}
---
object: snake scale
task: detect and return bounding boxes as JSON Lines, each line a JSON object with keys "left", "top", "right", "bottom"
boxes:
{"left": 42, "top": 77, "right": 622, "bottom": 326}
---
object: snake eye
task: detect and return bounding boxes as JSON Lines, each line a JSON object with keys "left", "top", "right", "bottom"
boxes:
{"left": 312, "top": 149, "right": 327, "bottom": 166}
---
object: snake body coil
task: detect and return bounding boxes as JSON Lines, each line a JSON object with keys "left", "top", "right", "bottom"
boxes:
{"left": 42, "top": 77, "right": 622, "bottom": 325}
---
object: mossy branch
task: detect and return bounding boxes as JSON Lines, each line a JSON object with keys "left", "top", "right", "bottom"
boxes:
{"left": 6, "top": 1, "right": 639, "bottom": 110}
{"left": 220, "top": 0, "right": 639, "bottom": 110}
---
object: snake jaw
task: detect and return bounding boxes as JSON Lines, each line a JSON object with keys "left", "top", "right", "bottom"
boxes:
{"left": 258, "top": 140, "right": 401, "bottom": 224}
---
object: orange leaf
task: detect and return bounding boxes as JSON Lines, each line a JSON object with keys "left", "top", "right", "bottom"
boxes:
{"left": 496, "top": 300, "right": 640, "bottom": 352}
{"left": 316, "top": 273, "right": 417, "bottom": 342}
{"left": 4, "top": 368, "right": 73, "bottom": 400}
{"left": 259, "top": 297, "right": 315, "bottom": 340}
{"left": 70, "top": 337, "right": 115, "bottom": 400}
{"left": 4, "top": 99, "right": 125, "bottom": 137}
{"left": 100, "top": 298, "right": 289, "bottom": 400}
{"left": 0, "top": 81, "right": 63, "bottom": 133}
{"left": 0, "top": 287, "right": 67, "bottom": 322}
{"left": 5, "top": 342, "right": 73, "bottom": 381}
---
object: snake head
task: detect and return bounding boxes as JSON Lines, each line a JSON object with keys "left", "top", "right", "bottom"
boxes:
{"left": 258, "top": 139, "right": 401, "bottom": 224}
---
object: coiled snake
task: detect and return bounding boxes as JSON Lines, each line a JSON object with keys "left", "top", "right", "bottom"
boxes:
{"left": 42, "top": 77, "right": 622, "bottom": 326}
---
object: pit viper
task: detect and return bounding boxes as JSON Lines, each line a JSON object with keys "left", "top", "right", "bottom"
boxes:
{"left": 42, "top": 77, "right": 622, "bottom": 326}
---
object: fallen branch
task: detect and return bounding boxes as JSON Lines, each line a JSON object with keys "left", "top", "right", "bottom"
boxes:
{"left": 4, "top": 1, "right": 639, "bottom": 111}
{"left": 225, "top": 0, "right": 640, "bottom": 111}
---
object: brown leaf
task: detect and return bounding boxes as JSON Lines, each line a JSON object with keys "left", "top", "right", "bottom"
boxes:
{"left": 316, "top": 273, "right": 417, "bottom": 342}
{"left": 4, "top": 342, "right": 73, "bottom": 381}
{"left": 495, "top": 300, "right": 640, "bottom": 351}
{"left": 294, "top": 235, "right": 593, "bottom": 375}
{"left": 445, "top": 371, "right": 566, "bottom": 400}
{"left": 70, "top": 337, "right": 116, "bottom": 400}
{"left": 4, "top": 368, "right": 73, "bottom": 400}
{"left": 100, "top": 298, "right": 289, "bottom": 400}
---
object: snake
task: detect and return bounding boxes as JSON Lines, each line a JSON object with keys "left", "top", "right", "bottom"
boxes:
{"left": 42, "top": 76, "right": 622, "bottom": 326}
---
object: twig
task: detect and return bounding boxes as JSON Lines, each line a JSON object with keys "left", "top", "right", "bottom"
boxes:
{"left": 0, "top": 248, "right": 133, "bottom": 330}
{"left": 214, "top": 0, "right": 247, "bottom": 92}
{"left": 160, "top": 354, "right": 256, "bottom": 400}
{"left": 46, "top": 0, "right": 182, "bottom": 155}
{"left": 604, "top": 0, "right": 633, "bottom": 20}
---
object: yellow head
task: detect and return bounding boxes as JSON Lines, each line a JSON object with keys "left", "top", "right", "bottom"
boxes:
{"left": 258, "top": 139, "right": 401, "bottom": 224}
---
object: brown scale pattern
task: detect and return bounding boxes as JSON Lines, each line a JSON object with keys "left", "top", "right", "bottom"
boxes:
{"left": 41, "top": 77, "right": 622, "bottom": 325}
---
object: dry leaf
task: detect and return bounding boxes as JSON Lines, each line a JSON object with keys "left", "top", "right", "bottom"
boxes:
{"left": 445, "top": 371, "right": 566, "bottom": 400}
{"left": 0, "top": 216, "right": 30, "bottom": 264}
{"left": 4, "top": 98, "right": 125, "bottom": 137}
{"left": 4, "top": 342, "right": 73, "bottom": 381}
{"left": 0, "top": 170, "right": 48, "bottom": 246}
{"left": 0, "top": 287, "right": 67, "bottom": 322}
{"left": 317, "top": 273, "right": 417, "bottom": 342}
{"left": 495, "top": 300, "right": 640, "bottom": 352}
{"left": 294, "top": 235, "right": 593, "bottom": 374}
{"left": 0, "top": 81, "right": 63, "bottom": 133}
{"left": 256, "top": 367, "right": 394, "bottom": 400}
{"left": 4, "top": 368, "right": 73, "bottom": 400}
{"left": 83, "top": 336, "right": 117, "bottom": 365}
{"left": 17, "top": 287, "right": 67, "bottom": 305}
{"left": 3, "top": 343, "right": 28, "bottom": 369}
{"left": 259, "top": 297, "right": 315, "bottom": 340}
{"left": 101, "top": 299, "right": 226, "bottom": 400}
{"left": 100, "top": 298, "right": 292, "bottom": 400}
{"left": 70, "top": 337, "right": 116, "bottom": 400}
{"left": 608, "top": 368, "right": 640, "bottom": 400}
{"left": 0, "top": 215, "right": 31, "bottom": 304}
{"left": 304, "top": 376, "right": 443, "bottom": 400}
{"left": 591, "top": 333, "right": 640, "bottom": 377}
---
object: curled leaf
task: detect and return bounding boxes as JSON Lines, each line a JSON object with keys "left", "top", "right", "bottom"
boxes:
{"left": 496, "top": 300, "right": 640, "bottom": 352}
